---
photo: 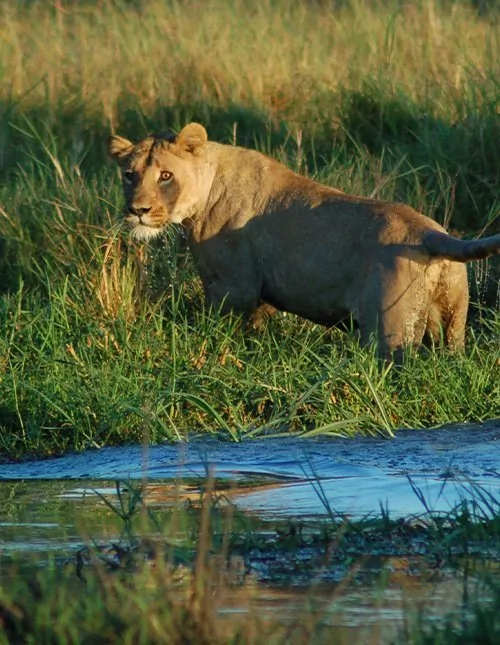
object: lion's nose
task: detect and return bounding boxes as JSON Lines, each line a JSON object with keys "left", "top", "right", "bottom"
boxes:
{"left": 129, "top": 205, "right": 152, "bottom": 218}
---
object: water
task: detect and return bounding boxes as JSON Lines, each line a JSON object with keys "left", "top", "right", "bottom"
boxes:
{"left": 2, "top": 421, "right": 499, "bottom": 518}
{"left": 1, "top": 420, "right": 499, "bottom": 642}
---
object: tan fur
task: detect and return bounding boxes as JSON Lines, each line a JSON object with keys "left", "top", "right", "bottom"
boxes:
{"left": 108, "top": 123, "right": 500, "bottom": 358}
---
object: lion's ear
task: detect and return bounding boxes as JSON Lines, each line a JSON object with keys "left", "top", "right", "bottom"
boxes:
{"left": 108, "top": 135, "right": 134, "bottom": 161}
{"left": 175, "top": 123, "right": 208, "bottom": 153}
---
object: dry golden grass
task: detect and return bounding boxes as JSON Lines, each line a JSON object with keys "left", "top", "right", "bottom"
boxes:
{"left": 1, "top": 0, "right": 498, "bottom": 128}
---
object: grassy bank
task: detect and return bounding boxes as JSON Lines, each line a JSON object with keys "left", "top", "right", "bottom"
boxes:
{"left": 0, "top": 0, "right": 499, "bottom": 459}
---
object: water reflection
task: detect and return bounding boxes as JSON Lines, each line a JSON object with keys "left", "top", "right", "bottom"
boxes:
{"left": 1, "top": 422, "right": 499, "bottom": 643}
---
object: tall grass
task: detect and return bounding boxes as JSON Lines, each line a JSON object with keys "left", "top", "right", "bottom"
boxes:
{"left": 0, "top": 0, "right": 499, "bottom": 459}
{"left": 1, "top": 0, "right": 500, "bottom": 231}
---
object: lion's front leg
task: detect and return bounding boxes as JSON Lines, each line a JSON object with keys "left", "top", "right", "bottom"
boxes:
{"left": 248, "top": 302, "right": 277, "bottom": 329}
{"left": 203, "top": 278, "right": 262, "bottom": 323}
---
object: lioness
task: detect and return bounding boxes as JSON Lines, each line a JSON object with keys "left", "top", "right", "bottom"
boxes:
{"left": 109, "top": 123, "right": 500, "bottom": 358}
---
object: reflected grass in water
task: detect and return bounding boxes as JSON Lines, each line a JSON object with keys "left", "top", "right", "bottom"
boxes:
{"left": 1, "top": 476, "right": 500, "bottom": 644}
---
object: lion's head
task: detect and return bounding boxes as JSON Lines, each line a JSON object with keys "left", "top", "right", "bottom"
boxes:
{"left": 108, "top": 123, "right": 212, "bottom": 240}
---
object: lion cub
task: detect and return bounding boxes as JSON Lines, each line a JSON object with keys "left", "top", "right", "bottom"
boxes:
{"left": 109, "top": 123, "right": 500, "bottom": 358}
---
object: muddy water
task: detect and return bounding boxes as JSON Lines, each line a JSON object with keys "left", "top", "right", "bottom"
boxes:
{"left": 1, "top": 421, "right": 499, "bottom": 642}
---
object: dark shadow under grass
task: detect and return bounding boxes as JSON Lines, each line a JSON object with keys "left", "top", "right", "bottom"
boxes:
{"left": 337, "top": 79, "right": 500, "bottom": 236}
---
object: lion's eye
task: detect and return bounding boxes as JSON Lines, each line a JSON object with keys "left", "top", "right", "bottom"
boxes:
{"left": 159, "top": 170, "right": 173, "bottom": 184}
{"left": 123, "top": 170, "right": 134, "bottom": 184}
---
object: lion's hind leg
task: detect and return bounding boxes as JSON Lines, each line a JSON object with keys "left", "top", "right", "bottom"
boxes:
{"left": 425, "top": 263, "right": 468, "bottom": 352}
{"left": 359, "top": 259, "right": 431, "bottom": 359}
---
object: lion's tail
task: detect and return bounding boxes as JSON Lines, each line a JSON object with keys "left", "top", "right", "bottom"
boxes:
{"left": 423, "top": 231, "right": 500, "bottom": 262}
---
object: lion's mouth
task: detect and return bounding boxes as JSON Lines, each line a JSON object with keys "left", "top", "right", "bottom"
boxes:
{"left": 129, "top": 222, "right": 164, "bottom": 241}
{"left": 124, "top": 213, "right": 164, "bottom": 240}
